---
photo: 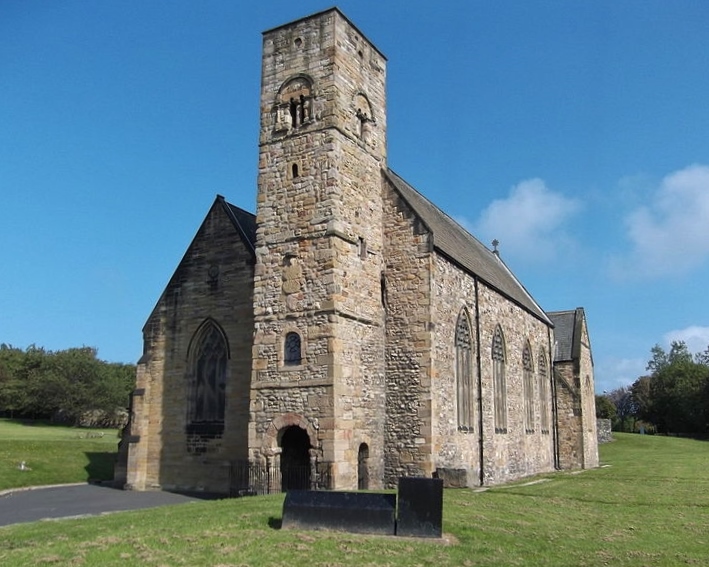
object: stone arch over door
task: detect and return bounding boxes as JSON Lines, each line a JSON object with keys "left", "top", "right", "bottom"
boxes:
{"left": 262, "top": 412, "right": 320, "bottom": 456}
{"left": 262, "top": 413, "right": 320, "bottom": 492}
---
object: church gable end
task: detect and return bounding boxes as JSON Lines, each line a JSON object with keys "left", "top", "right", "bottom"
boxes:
{"left": 125, "top": 197, "right": 254, "bottom": 493}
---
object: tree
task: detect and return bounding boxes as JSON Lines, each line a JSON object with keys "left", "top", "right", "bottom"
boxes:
{"left": 695, "top": 344, "right": 709, "bottom": 366}
{"left": 645, "top": 341, "right": 709, "bottom": 436}
{"left": 607, "top": 386, "right": 637, "bottom": 432}
{"left": 0, "top": 344, "right": 135, "bottom": 425}
{"left": 646, "top": 341, "right": 692, "bottom": 374}
{"left": 631, "top": 375, "right": 654, "bottom": 426}
{"left": 595, "top": 395, "right": 616, "bottom": 421}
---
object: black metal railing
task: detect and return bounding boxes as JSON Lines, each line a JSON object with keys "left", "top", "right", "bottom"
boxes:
{"left": 229, "top": 461, "right": 333, "bottom": 496}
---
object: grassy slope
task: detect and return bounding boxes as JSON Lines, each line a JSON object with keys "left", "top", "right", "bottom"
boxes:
{"left": 0, "top": 434, "right": 707, "bottom": 566}
{"left": 0, "top": 419, "right": 120, "bottom": 490}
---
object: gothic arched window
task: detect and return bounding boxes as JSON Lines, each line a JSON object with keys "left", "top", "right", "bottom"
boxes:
{"left": 188, "top": 320, "right": 228, "bottom": 435}
{"left": 538, "top": 349, "right": 550, "bottom": 434}
{"left": 492, "top": 326, "right": 507, "bottom": 433}
{"left": 456, "top": 310, "right": 474, "bottom": 432}
{"left": 523, "top": 342, "right": 534, "bottom": 434}
{"left": 284, "top": 332, "right": 302, "bottom": 366}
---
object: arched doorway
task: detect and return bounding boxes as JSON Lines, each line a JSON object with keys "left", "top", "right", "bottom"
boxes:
{"left": 357, "top": 443, "right": 369, "bottom": 490}
{"left": 279, "top": 425, "right": 311, "bottom": 491}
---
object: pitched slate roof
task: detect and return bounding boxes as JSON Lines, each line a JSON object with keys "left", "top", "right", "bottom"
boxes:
{"left": 548, "top": 309, "right": 581, "bottom": 362}
{"left": 219, "top": 196, "right": 257, "bottom": 255}
{"left": 384, "top": 169, "right": 551, "bottom": 325}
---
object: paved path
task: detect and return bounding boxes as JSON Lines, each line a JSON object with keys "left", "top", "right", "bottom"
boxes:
{"left": 0, "top": 484, "right": 206, "bottom": 527}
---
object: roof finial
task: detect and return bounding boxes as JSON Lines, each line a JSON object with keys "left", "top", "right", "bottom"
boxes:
{"left": 492, "top": 239, "right": 500, "bottom": 256}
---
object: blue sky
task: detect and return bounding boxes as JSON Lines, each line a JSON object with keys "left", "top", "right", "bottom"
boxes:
{"left": 2, "top": 1, "right": 708, "bottom": 394}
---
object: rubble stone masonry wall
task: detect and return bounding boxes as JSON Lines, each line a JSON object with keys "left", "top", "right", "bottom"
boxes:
{"left": 382, "top": 179, "right": 433, "bottom": 485}
{"left": 475, "top": 281, "right": 555, "bottom": 484}
{"left": 579, "top": 322, "right": 599, "bottom": 468}
{"left": 430, "top": 256, "right": 481, "bottom": 486}
{"left": 555, "top": 361, "right": 582, "bottom": 469}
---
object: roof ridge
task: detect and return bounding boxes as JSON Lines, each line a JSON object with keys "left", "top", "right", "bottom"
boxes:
{"left": 384, "top": 167, "right": 551, "bottom": 326}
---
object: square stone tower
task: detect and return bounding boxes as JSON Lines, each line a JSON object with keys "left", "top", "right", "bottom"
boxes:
{"left": 249, "top": 8, "right": 388, "bottom": 489}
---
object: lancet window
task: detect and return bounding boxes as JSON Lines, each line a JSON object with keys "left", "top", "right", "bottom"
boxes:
{"left": 523, "top": 342, "right": 535, "bottom": 434}
{"left": 492, "top": 326, "right": 507, "bottom": 433}
{"left": 538, "top": 349, "right": 550, "bottom": 434}
{"left": 456, "top": 310, "right": 474, "bottom": 432}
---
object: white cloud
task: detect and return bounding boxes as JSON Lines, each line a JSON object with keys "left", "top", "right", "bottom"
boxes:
{"left": 610, "top": 164, "right": 709, "bottom": 279}
{"left": 473, "top": 178, "right": 581, "bottom": 263}
{"left": 663, "top": 326, "right": 709, "bottom": 355}
{"left": 594, "top": 356, "right": 647, "bottom": 393}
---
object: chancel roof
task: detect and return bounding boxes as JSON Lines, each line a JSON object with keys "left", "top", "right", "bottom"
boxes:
{"left": 384, "top": 169, "right": 551, "bottom": 325}
{"left": 548, "top": 309, "right": 582, "bottom": 362}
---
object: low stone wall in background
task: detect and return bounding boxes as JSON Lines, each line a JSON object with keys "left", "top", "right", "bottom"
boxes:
{"left": 597, "top": 419, "right": 612, "bottom": 444}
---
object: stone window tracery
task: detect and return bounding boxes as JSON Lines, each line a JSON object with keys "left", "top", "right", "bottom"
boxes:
{"left": 456, "top": 310, "right": 474, "bottom": 432}
{"left": 187, "top": 320, "right": 228, "bottom": 436}
{"left": 538, "top": 349, "right": 550, "bottom": 434}
{"left": 523, "top": 342, "right": 534, "bottom": 434}
{"left": 284, "top": 331, "right": 302, "bottom": 366}
{"left": 492, "top": 326, "right": 507, "bottom": 433}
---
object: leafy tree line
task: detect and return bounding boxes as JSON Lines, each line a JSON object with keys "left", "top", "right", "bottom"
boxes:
{"left": 0, "top": 344, "right": 135, "bottom": 426}
{"left": 596, "top": 341, "right": 709, "bottom": 437}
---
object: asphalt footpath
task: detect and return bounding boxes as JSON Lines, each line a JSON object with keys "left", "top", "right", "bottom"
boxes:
{"left": 0, "top": 483, "right": 209, "bottom": 527}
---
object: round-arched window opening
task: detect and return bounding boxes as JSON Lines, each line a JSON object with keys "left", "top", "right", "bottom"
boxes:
{"left": 284, "top": 332, "right": 302, "bottom": 365}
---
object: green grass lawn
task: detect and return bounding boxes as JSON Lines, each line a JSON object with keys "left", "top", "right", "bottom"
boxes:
{"left": 1, "top": 433, "right": 707, "bottom": 566}
{"left": 0, "top": 418, "right": 120, "bottom": 490}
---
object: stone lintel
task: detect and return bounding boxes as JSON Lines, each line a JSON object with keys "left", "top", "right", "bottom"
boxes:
{"left": 251, "top": 378, "right": 333, "bottom": 390}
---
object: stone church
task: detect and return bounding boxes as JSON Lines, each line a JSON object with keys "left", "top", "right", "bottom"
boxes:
{"left": 117, "top": 8, "right": 598, "bottom": 494}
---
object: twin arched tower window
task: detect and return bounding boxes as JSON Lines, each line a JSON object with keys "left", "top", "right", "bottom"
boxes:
{"left": 276, "top": 77, "right": 313, "bottom": 131}
{"left": 188, "top": 320, "right": 228, "bottom": 434}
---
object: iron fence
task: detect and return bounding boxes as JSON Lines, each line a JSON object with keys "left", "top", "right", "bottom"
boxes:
{"left": 229, "top": 460, "right": 334, "bottom": 496}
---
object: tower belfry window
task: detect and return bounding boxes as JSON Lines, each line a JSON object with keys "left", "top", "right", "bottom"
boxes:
{"left": 276, "top": 76, "right": 314, "bottom": 132}
{"left": 289, "top": 98, "right": 298, "bottom": 128}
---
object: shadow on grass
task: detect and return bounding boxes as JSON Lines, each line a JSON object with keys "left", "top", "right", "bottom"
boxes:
{"left": 268, "top": 517, "right": 283, "bottom": 530}
{"left": 85, "top": 452, "right": 117, "bottom": 482}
